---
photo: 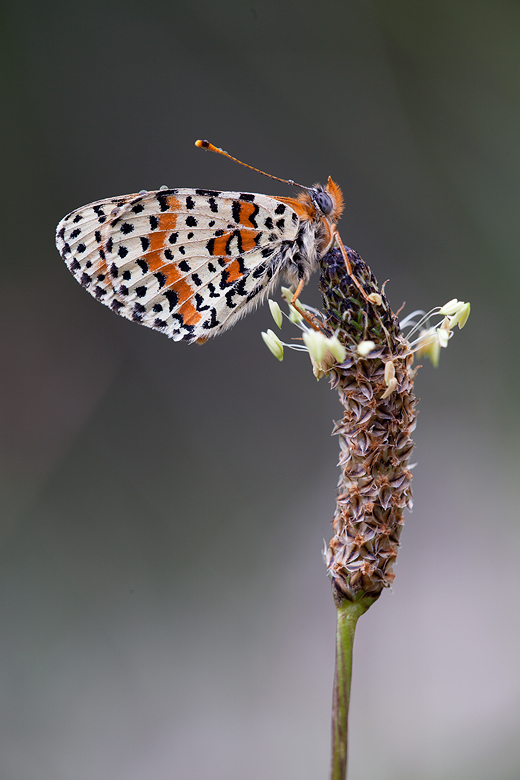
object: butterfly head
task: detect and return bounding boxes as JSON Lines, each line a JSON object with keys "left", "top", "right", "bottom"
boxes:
{"left": 297, "top": 177, "right": 344, "bottom": 225}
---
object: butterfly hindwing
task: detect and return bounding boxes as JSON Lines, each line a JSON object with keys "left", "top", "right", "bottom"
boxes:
{"left": 56, "top": 188, "right": 301, "bottom": 342}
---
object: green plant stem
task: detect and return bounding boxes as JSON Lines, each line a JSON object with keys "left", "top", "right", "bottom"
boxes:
{"left": 330, "top": 599, "right": 372, "bottom": 780}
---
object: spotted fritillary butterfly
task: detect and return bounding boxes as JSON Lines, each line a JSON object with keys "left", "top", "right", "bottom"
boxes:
{"left": 56, "top": 141, "right": 344, "bottom": 344}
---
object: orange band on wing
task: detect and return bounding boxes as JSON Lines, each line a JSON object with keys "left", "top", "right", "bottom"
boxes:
{"left": 237, "top": 228, "right": 259, "bottom": 252}
{"left": 209, "top": 232, "right": 231, "bottom": 256}
{"left": 272, "top": 195, "right": 314, "bottom": 220}
{"left": 238, "top": 201, "right": 258, "bottom": 228}
{"left": 164, "top": 267, "right": 202, "bottom": 325}
{"left": 224, "top": 259, "right": 243, "bottom": 284}
{"left": 158, "top": 210, "right": 180, "bottom": 232}
{"left": 176, "top": 298, "right": 202, "bottom": 325}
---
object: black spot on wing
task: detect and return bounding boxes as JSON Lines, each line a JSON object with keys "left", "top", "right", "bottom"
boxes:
{"left": 224, "top": 276, "right": 249, "bottom": 309}
{"left": 154, "top": 272, "right": 166, "bottom": 288}
{"left": 164, "top": 289, "right": 178, "bottom": 311}
{"left": 202, "top": 308, "right": 220, "bottom": 330}
{"left": 132, "top": 303, "right": 146, "bottom": 322}
{"left": 195, "top": 189, "right": 219, "bottom": 198}
{"left": 157, "top": 193, "right": 170, "bottom": 212}
{"left": 194, "top": 293, "right": 210, "bottom": 312}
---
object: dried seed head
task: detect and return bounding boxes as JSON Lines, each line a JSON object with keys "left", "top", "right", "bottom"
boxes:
{"left": 319, "top": 247, "right": 417, "bottom": 605}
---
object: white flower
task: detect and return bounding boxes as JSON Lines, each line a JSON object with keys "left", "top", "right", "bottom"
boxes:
{"left": 402, "top": 298, "right": 471, "bottom": 366}
{"left": 357, "top": 340, "right": 376, "bottom": 357}
{"left": 268, "top": 299, "right": 283, "bottom": 329}
{"left": 261, "top": 329, "right": 284, "bottom": 361}
{"left": 303, "top": 330, "right": 329, "bottom": 363}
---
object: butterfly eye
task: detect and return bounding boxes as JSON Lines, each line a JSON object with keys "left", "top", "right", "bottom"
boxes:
{"left": 312, "top": 189, "right": 334, "bottom": 216}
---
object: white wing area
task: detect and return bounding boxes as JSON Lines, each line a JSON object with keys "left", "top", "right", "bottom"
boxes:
{"left": 56, "top": 187, "right": 301, "bottom": 342}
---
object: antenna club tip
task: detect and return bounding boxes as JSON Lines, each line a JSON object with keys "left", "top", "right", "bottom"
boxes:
{"left": 195, "top": 139, "right": 222, "bottom": 153}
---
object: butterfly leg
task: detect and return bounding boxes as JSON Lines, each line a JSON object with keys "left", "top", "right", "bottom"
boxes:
{"left": 290, "top": 279, "right": 326, "bottom": 332}
{"left": 334, "top": 231, "right": 374, "bottom": 303}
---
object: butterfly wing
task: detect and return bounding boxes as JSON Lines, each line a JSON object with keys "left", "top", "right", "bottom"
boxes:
{"left": 56, "top": 187, "right": 301, "bottom": 342}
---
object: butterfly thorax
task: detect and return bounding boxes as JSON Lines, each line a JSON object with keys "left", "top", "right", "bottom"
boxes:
{"left": 274, "top": 177, "right": 344, "bottom": 287}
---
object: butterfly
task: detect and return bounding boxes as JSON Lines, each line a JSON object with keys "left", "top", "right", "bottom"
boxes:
{"left": 55, "top": 141, "right": 344, "bottom": 344}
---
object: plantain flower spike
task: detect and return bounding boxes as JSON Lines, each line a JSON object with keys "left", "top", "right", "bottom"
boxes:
{"left": 261, "top": 245, "right": 469, "bottom": 607}
{"left": 318, "top": 246, "right": 418, "bottom": 605}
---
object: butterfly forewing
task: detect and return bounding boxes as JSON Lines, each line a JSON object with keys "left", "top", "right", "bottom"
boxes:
{"left": 56, "top": 187, "right": 301, "bottom": 342}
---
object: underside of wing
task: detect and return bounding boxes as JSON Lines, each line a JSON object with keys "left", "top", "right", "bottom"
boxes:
{"left": 56, "top": 187, "right": 301, "bottom": 342}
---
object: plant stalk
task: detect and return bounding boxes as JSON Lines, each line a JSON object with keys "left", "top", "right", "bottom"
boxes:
{"left": 330, "top": 599, "right": 372, "bottom": 780}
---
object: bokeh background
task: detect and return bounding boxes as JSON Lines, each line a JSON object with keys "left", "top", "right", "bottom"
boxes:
{"left": 1, "top": 1, "right": 519, "bottom": 778}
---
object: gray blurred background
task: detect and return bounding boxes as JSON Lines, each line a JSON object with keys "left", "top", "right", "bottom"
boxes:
{"left": 1, "top": 1, "right": 519, "bottom": 778}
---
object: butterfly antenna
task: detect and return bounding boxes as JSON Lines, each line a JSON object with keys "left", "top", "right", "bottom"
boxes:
{"left": 195, "top": 140, "right": 310, "bottom": 190}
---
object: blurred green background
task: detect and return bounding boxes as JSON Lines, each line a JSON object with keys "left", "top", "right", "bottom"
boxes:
{"left": 1, "top": 1, "right": 519, "bottom": 778}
